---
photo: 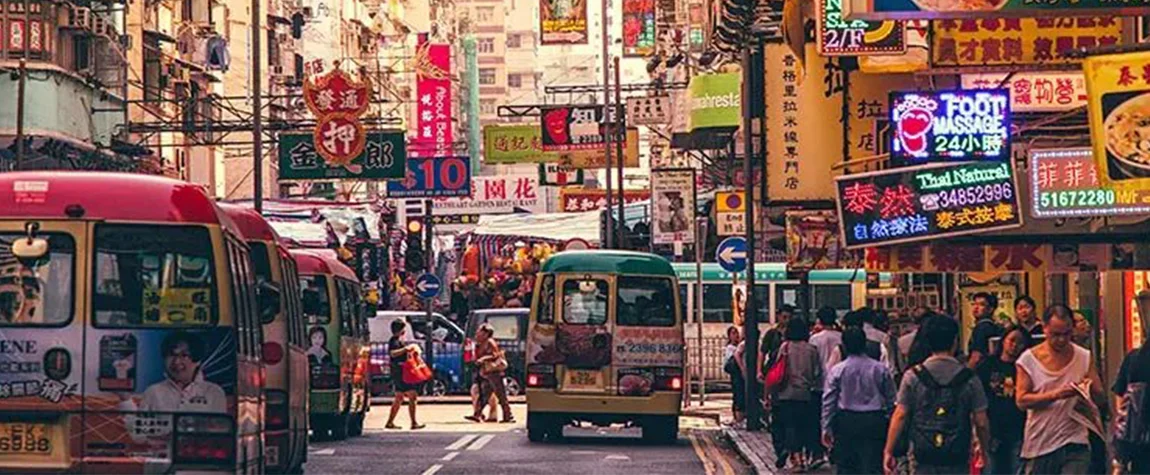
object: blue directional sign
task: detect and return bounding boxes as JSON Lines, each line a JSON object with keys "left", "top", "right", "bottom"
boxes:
{"left": 715, "top": 237, "right": 748, "bottom": 273}
{"left": 414, "top": 273, "right": 443, "bottom": 300}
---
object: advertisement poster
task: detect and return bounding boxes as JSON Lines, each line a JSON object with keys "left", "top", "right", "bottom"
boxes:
{"left": 836, "top": 161, "right": 1023, "bottom": 249}
{"left": 889, "top": 89, "right": 1010, "bottom": 166}
{"left": 622, "top": 0, "right": 656, "bottom": 57}
{"left": 687, "top": 72, "right": 741, "bottom": 132}
{"left": 1029, "top": 148, "right": 1150, "bottom": 219}
{"left": 414, "top": 36, "right": 453, "bottom": 158}
{"left": 540, "top": 0, "right": 588, "bottom": 45}
{"left": 650, "top": 169, "right": 697, "bottom": 245}
{"left": 540, "top": 105, "right": 621, "bottom": 153}
{"left": 612, "top": 327, "right": 684, "bottom": 367}
{"left": 559, "top": 189, "right": 650, "bottom": 212}
{"left": 278, "top": 131, "right": 406, "bottom": 180}
{"left": 817, "top": 0, "right": 905, "bottom": 56}
{"left": 844, "top": 0, "right": 1150, "bottom": 20}
{"left": 962, "top": 73, "right": 1088, "bottom": 112}
{"left": 1085, "top": 51, "right": 1150, "bottom": 191}
{"left": 386, "top": 156, "right": 472, "bottom": 198}
{"left": 931, "top": 17, "right": 1121, "bottom": 67}
{"left": 786, "top": 210, "right": 860, "bottom": 270}
{"left": 539, "top": 163, "right": 585, "bottom": 186}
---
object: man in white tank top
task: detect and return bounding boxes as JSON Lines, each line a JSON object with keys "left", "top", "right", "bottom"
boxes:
{"left": 1015, "top": 304, "right": 1106, "bottom": 475}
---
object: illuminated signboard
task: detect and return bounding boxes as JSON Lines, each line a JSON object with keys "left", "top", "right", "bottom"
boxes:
{"left": 889, "top": 89, "right": 1010, "bottom": 167}
{"left": 1030, "top": 148, "right": 1150, "bottom": 218}
{"left": 817, "top": 0, "right": 906, "bottom": 56}
{"left": 835, "top": 161, "right": 1023, "bottom": 249}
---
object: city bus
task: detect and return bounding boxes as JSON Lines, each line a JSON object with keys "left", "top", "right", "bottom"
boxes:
{"left": 292, "top": 250, "right": 369, "bottom": 441}
{"left": 526, "top": 251, "right": 684, "bottom": 444}
{"left": 220, "top": 204, "right": 308, "bottom": 473}
{"left": 0, "top": 172, "right": 270, "bottom": 473}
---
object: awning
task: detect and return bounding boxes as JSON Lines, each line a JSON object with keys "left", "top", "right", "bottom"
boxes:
{"left": 473, "top": 212, "right": 602, "bottom": 245}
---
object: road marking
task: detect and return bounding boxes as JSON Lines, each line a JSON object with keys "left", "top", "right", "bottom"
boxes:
{"left": 604, "top": 454, "right": 630, "bottom": 461}
{"left": 309, "top": 448, "right": 335, "bottom": 456}
{"left": 467, "top": 434, "right": 495, "bottom": 451}
{"left": 700, "top": 431, "right": 736, "bottom": 475}
{"left": 446, "top": 434, "right": 478, "bottom": 451}
{"left": 420, "top": 464, "right": 443, "bottom": 475}
{"left": 688, "top": 432, "right": 716, "bottom": 475}
{"left": 442, "top": 452, "right": 460, "bottom": 461}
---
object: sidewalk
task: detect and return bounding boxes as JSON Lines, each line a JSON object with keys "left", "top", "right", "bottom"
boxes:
{"left": 724, "top": 428, "right": 778, "bottom": 475}
{"left": 371, "top": 395, "right": 526, "bottom": 405}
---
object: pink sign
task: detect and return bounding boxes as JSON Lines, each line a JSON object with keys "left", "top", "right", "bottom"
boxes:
{"left": 415, "top": 37, "right": 453, "bottom": 158}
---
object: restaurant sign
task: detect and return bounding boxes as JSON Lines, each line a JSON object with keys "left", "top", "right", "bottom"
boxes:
{"left": 931, "top": 18, "right": 1121, "bottom": 67}
{"left": 817, "top": 0, "right": 905, "bottom": 56}
{"left": 278, "top": 131, "right": 406, "bottom": 180}
{"left": 844, "top": 0, "right": 1150, "bottom": 20}
{"left": 835, "top": 161, "right": 1023, "bottom": 249}
{"left": 559, "top": 189, "right": 651, "bottom": 213}
{"left": 1030, "top": 148, "right": 1150, "bottom": 219}
{"left": 961, "top": 72, "right": 1087, "bottom": 112}
{"left": 890, "top": 89, "right": 1010, "bottom": 166}
{"left": 1085, "top": 51, "right": 1150, "bottom": 191}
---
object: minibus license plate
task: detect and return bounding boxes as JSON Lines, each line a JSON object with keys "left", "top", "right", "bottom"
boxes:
{"left": 564, "top": 370, "right": 602, "bottom": 391}
{"left": 0, "top": 423, "right": 52, "bottom": 456}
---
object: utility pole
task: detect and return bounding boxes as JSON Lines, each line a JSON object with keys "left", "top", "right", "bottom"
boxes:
{"left": 252, "top": 0, "right": 264, "bottom": 212}
{"left": 741, "top": 38, "right": 765, "bottom": 432}
{"left": 601, "top": 0, "right": 613, "bottom": 249}
{"left": 614, "top": 56, "right": 626, "bottom": 247}
{"left": 15, "top": 0, "right": 29, "bottom": 169}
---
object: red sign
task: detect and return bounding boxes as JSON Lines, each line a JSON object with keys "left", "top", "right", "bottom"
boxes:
{"left": 415, "top": 38, "right": 453, "bottom": 157}
{"left": 312, "top": 116, "right": 367, "bottom": 167}
{"left": 303, "top": 65, "right": 372, "bottom": 166}
{"left": 560, "top": 189, "right": 651, "bottom": 213}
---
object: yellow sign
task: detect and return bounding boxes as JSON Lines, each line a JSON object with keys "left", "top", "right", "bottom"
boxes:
{"left": 1085, "top": 51, "right": 1150, "bottom": 191}
{"left": 558, "top": 129, "right": 641, "bottom": 169}
{"left": 932, "top": 18, "right": 1121, "bottom": 67}
{"left": 846, "top": 72, "right": 917, "bottom": 174}
{"left": 142, "top": 288, "right": 213, "bottom": 325}
{"left": 715, "top": 191, "right": 746, "bottom": 213}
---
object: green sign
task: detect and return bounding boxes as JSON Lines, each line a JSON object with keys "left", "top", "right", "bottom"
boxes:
{"left": 483, "top": 125, "right": 555, "bottom": 164}
{"left": 278, "top": 131, "right": 406, "bottom": 180}
{"left": 688, "top": 73, "right": 741, "bottom": 132}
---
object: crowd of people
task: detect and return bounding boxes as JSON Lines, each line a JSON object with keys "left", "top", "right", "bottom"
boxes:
{"left": 723, "top": 291, "right": 1150, "bottom": 475}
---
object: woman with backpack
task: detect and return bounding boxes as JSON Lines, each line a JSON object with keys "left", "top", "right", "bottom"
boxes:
{"left": 768, "top": 318, "right": 824, "bottom": 471}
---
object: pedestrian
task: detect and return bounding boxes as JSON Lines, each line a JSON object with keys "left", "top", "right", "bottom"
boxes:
{"left": 467, "top": 323, "right": 515, "bottom": 423}
{"left": 385, "top": 319, "right": 425, "bottom": 430}
{"left": 883, "top": 315, "right": 991, "bottom": 475}
{"left": 826, "top": 309, "right": 889, "bottom": 369}
{"left": 896, "top": 307, "right": 930, "bottom": 378}
{"left": 1014, "top": 295, "right": 1043, "bottom": 339}
{"left": 968, "top": 292, "right": 1004, "bottom": 370}
{"left": 1113, "top": 290, "right": 1150, "bottom": 474}
{"left": 759, "top": 305, "right": 795, "bottom": 383}
{"left": 1016, "top": 304, "right": 1105, "bottom": 475}
{"left": 771, "top": 318, "right": 824, "bottom": 471}
{"left": 822, "top": 327, "right": 896, "bottom": 474}
{"left": 724, "top": 326, "right": 746, "bottom": 425}
{"left": 977, "top": 325, "right": 1031, "bottom": 475}
{"left": 470, "top": 373, "right": 498, "bottom": 422}
{"left": 1071, "top": 310, "right": 1093, "bottom": 350}
{"left": 811, "top": 307, "right": 843, "bottom": 372}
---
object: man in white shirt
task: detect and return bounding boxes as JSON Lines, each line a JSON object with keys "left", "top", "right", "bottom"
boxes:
{"left": 809, "top": 307, "right": 842, "bottom": 371}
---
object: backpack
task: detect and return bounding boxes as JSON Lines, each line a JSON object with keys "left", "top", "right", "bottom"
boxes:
{"left": 1116, "top": 382, "right": 1150, "bottom": 459}
{"left": 909, "top": 365, "right": 974, "bottom": 466}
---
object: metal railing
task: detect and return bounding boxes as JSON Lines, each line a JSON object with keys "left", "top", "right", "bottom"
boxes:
{"left": 686, "top": 336, "right": 732, "bottom": 387}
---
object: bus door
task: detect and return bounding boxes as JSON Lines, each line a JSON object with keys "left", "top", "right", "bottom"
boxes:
{"left": 554, "top": 274, "right": 614, "bottom": 395}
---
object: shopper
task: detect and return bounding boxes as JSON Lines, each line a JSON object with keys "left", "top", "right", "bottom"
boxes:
{"left": 468, "top": 323, "right": 515, "bottom": 424}
{"left": 884, "top": 315, "right": 991, "bottom": 474}
{"left": 1016, "top": 304, "right": 1105, "bottom": 475}
{"left": 977, "top": 325, "right": 1030, "bottom": 475}
{"left": 968, "top": 292, "right": 1003, "bottom": 370}
{"left": 896, "top": 307, "right": 930, "bottom": 378}
{"left": 385, "top": 319, "right": 425, "bottom": 430}
{"left": 1014, "top": 295, "right": 1043, "bottom": 339}
{"left": 724, "top": 326, "right": 746, "bottom": 424}
{"left": 1113, "top": 290, "right": 1150, "bottom": 474}
{"left": 826, "top": 309, "right": 889, "bottom": 368}
{"left": 822, "top": 327, "right": 896, "bottom": 474}
{"left": 810, "top": 307, "right": 843, "bottom": 372}
{"left": 771, "top": 318, "right": 824, "bottom": 471}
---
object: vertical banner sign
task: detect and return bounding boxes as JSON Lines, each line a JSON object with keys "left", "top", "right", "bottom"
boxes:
{"left": 931, "top": 18, "right": 1121, "bottom": 67}
{"left": 817, "top": 0, "right": 905, "bottom": 56}
{"left": 540, "top": 105, "right": 617, "bottom": 152}
{"left": 415, "top": 37, "right": 453, "bottom": 158}
{"left": 540, "top": 0, "right": 589, "bottom": 44}
{"left": 1084, "top": 51, "right": 1150, "bottom": 192}
{"left": 889, "top": 89, "right": 1010, "bottom": 167}
{"left": 622, "top": 0, "right": 656, "bottom": 57}
{"left": 1029, "top": 148, "right": 1150, "bottom": 219}
{"left": 386, "top": 156, "right": 472, "bottom": 198}
{"left": 302, "top": 67, "right": 373, "bottom": 166}
{"left": 835, "top": 161, "right": 1023, "bottom": 249}
{"left": 650, "top": 169, "right": 697, "bottom": 244}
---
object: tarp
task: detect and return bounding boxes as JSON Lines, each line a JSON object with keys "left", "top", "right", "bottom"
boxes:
{"left": 267, "top": 221, "right": 336, "bottom": 248}
{"left": 473, "top": 212, "right": 601, "bottom": 244}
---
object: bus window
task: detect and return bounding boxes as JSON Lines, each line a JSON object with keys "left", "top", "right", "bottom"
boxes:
{"left": 561, "top": 279, "right": 608, "bottom": 325}
{"left": 617, "top": 276, "right": 675, "bottom": 326}
{"left": 249, "top": 242, "right": 272, "bottom": 286}
{"left": 678, "top": 284, "right": 689, "bottom": 323}
{"left": 337, "top": 280, "right": 354, "bottom": 337}
{"left": 702, "top": 283, "right": 768, "bottom": 323}
{"left": 812, "top": 285, "right": 853, "bottom": 317}
{"left": 536, "top": 275, "right": 555, "bottom": 324}
{"left": 0, "top": 233, "right": 75, "bottom": 326}
{"left": 300, "top": 275, "right": 331, "bottom": 324}
{"left": 93, "top": 225, "right": 217, "bottom": 327}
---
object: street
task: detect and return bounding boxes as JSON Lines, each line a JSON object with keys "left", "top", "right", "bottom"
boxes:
{"left": 306, "top": 403, "right": 749, "bottom": 475}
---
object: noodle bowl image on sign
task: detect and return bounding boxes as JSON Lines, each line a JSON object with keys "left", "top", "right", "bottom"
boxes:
{"left": 890, "top": 90, "right": 1010, "bottom": 167}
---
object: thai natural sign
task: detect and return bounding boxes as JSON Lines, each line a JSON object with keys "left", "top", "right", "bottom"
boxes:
{"left": 278, "top": 131, "right": 405, "bottom": 180}
{"left": 1029, "top": 148, "right": 1150, "bottom": 219}
{"left": 890, "top": 89, "right": 1010, "bottom": 166}
{"left": 817, "top": 0, "right": 905, "bottom": 56}
{"left": 836, "top": 161, "right": 1023, "bottom": 249}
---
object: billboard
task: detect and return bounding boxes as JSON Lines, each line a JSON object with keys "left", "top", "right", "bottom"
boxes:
{"left": 1085, "top": 51, "right": 1150, "bottom": 192}
{"left": 844, "top": 0, "right": 1150, "bottom": 20}
{"left": 962, "top": 72, "right": 1088, "bottom": 112}
{"left": 931, "top": 17, "right": 1121, "bottom": 67}
{"left": 540, "top": 0, "right": 589, "bottom": 44}
{"left": 622, "top": 0, "right": 656, "bottom": 57}
{"left": 650, "top": 169, "right": 697, "bottom": 244}
{"left": 817, "top": 0, "right": 905, "bottom": 56}
{"left": 414, "top": 37, "right": 453, "bottom": 157}
{"left": 278, "top": 131, "right": 406, "bottom": 180}
{"left": 386, "top": 156, "right": 472, "bottom": 198}
{"left": 489, "top": 123, "right": 639, "bottom": 168}
{"left": 1029, "top": 148, "right": 1150, "bottom": 219}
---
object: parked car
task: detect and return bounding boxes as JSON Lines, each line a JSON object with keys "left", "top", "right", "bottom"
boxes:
{"left": 370, "top": 311, "right": 467, "bottom": 397}
{"left": 464, "top": 308, "right": 530, "bottom": 396}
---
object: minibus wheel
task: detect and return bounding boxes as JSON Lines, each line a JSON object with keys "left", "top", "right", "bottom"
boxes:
{"left": 527, "top": 412, "right": 548, "bottom": 442}
{"left": 331, "top": 414, "right": 349, "bottom": 440}
{"left": 641, "top": 416, "right": 679, "bottom": 445}
{"left": 348, "top": 412, "right": 365, "bottom": 436}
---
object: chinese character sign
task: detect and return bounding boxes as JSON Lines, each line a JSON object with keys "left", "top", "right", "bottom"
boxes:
{"left": 835, "top": 161, "right": 1023, "bottom": 249}
{"left": 1029, "top": 148, "right": 1150, "bottom": 219}
{"left": 302, "top": 66, "right": 373, "bottom": 166}
{"left": 845, "top": 0, "right": 1150, "bottom": 20}
{"left": 1085, "top": 51, "right": 1150, "bottom": 191}
{"left": 559, "top": 189, "right": 651, "bottom": 213}
{"left": 540, "top": 105, "right": 617, "bottom": 153}
{"left": 415, "top": 38, "right": 453, "bottom": 158}
{"left": 622, "top": 0, "right": 656, "bottom": 57}
{"left": 931, "top": 18, "right": 1121, "bottom": 66}
{"left": 962, "top": 72, "right": 1087, "bottom": 112}
{"left": 278, "top": 131, "right": 406, "bottom": 180}
{"left": 432, "top": 175, "right": 547, "bottom": 217}
{"left": 540, "top": 0, "right": 588, "bottom": 44}
{"left": 890, "top": 90, "right": 1010, "bottom": 166}
{"left": 818, "top": 0, "right": 905, "bottom": 56}
{"left": 650, "top": 169, "right": 697, "bottom": 244}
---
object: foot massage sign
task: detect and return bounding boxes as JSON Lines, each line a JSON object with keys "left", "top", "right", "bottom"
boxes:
{"left": 835, "top": 161, "right": 1024, "bottom": 249}
{"left": 890, "top": 89, "right": 1010, "bottom": 167}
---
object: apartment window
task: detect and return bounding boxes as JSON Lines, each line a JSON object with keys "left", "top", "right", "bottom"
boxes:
{"left": 2, "top": 0, "right": 48, "bottom": 60}
{"left": 477, "top": 37, "right": 495, "bottom": 54}
{"left": 478, "top": 68, "right": 496, "bottom": 85}
{"left": 508, "top": 74, "right": 522, "bottom": 88}
{"left": 476, "top": 6, "right": 494, "bottom": 22}
{"left": 479, "top": 99, "right": 497, "bottom": 115}
{"left": 143, "top": 36, "right": 163, "bottom": 101}
{"left": 507, "top": 34, "right": 521, "bottom": 48}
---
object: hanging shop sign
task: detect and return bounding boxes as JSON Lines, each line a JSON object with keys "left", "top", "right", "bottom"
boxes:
{"left": 431, "top": 175, "right": 546, "bottom": 226}
{"left": 846, "top": 73, "right": 918, "bottom": 175}
{"left": 303, "top": 66, "right": 373, "bottom": 166}
{"left": 414, "top": 37, "right": 453, "bottom": 157}
{"left": 540, "top": 105, "right": 623, "bottom": 153}
{"left": 835, "top": 161, "right": 1023, "bottom": 249}
{"left": 865, "top": 242, "right": 1150, "bottom": 273}
{"left": 278, "top": 131, "right": 406, "bottom": 180}
{"left": 931, "top": 17, "right": 1121, "bottom": 67}
{"left": 386, "top": 156, "right": 472, "bottom": 198}
{"left": 687, "top": 73, "right": 741, "bottom": 132}
{"left": 843, "top": 0, "right": 1150, "bottom": 21}
{"left": 540, "top": 0, "right": 589, "bottom": 44}
{"left": 559, "top": 189, "right": 651, "bottom": 213}
{"left": 622, "top": 0, "right": 656, "bottom": 57}
{"left": 486, "top": 124, "right": 638, "bottom": 167}
{"left": 650, "top": 169, "right": 697, "bottom": 244}
{"left": 786, "top": 210, "right": 860, "bottom": 270}
{"left": 889, "top": 89, "right": 1010, "bottom": 167}
{"left": 715, "top": 191, "right": 746, "bottom": 236}
{"left": 626, "top": 95, "right": 671, "bottom": 126}
{"left": 1085, "top": 51, "right": 1150, "bottom": 191}
{"left": 817, "top": 0, "right": 905, "bottom": 56}
{"left": 1030, "top": 148, "right": 1150, "bottom": 219}
{"left": 539, "top": 163, "right": 586, "bottom": 186}
{"left": 962, "top": 72, "right": 1088, "bottom": 112}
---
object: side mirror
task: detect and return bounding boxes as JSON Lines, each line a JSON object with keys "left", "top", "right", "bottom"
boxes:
{"left": 257, "top": 280, "right": 282, "bottom": 324}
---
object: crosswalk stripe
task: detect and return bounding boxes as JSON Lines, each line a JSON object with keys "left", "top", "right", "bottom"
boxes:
{"left": 466, "top": 434, "right": 495, "bottom": 451}
{"left": 446, "top": 434, "right": 478, "bottom": 451}
{"left": 442, "top": 452, "right": 460, "bottom": 461}
{"left": 420, "top": 464, "right": 443, "bottom": 475}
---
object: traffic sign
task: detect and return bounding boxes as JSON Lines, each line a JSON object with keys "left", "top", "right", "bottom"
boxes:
{"left": 715, "top": 237, "right": 748, "bottom": 273}
{"left": 716, "top": 191, "right": 746, "bottom": 236}
{"left": 414, "top": 274, "right": 443, "bottom": 300}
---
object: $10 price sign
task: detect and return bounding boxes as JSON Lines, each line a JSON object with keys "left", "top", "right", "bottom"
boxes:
{"left": 387, "top": 156, "right": 472, "bottom": 198}
{"left": 835, "top": 161, "right": 1023, "bottom": 249}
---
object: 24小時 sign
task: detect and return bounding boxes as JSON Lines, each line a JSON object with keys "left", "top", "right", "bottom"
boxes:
{"left": 890, "top": 89, "right": 1010, "bottom": 167}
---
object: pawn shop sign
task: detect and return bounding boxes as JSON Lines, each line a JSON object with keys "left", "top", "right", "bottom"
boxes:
{"left": 303, "top": 66, "right": 373, "bottom": 165}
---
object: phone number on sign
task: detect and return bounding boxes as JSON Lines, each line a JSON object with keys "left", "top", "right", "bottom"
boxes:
{"left": 923, "top": 183, "right": 1014, "bottom": 211}
{"left": 1039, "top": 189, "right": 1116, "bottom": 209}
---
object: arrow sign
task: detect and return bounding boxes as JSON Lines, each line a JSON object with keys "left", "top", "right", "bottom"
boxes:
{"left": 414, "top": 273, "right": 443, "bottom": 300}
{"left": 715, "top": 237, "right": 748, "bottom": 273}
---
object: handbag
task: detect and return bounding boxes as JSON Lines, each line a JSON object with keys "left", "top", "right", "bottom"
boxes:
{"left": 483, "top": 346, "right": 509, "bottom": 374}
{"left": 763, "top": 342, "right": 789, "bottom": 394}
{"left": 402, "top": 352, "right": 433, "bottom": 385}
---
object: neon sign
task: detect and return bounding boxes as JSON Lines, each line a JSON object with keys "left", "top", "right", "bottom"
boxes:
{"left": 890, "top": 90, "right": 1010, "bottom": 167}
{"left": 1030, "top": 148, "right": 1150, "bottom": 218}
{"left": 836, "top": 161, "right": 1023, "bottom": 249}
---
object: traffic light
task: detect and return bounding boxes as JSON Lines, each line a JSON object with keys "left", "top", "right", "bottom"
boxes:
{"left": 404, "top": 233, "right": 424, "bottom": 273}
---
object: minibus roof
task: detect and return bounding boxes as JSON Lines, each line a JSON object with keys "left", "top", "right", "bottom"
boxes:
{"left": 291, "top": 248, "right": 359, "bottom": 282}
{"left": 218, "top": 202, "right": 282, "bottom": 242}
{"left": 541, "top": 250, "right": 676, "bottom": 277}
